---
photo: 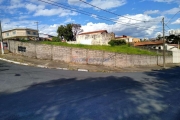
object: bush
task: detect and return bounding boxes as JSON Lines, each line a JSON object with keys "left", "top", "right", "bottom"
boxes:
{"left": 108, "top": 39, "right": 126, "bottom": 46}
{"left": 52, "top": 37, "right": 61, "bottom": 42}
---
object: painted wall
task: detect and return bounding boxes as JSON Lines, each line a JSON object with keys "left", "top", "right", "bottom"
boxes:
{"left": 7, "top": 40, "right": 173, "bottom": 68}
{"left": 76, "top": 32, "right": 112, "bottom": 45}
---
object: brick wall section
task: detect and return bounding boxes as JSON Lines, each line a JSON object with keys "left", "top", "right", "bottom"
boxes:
{"left": 21, "top": 42, "right": 36, "bottom": 58}
{"left": 115, "top": 54, "right": 127, "bottom": 67}
{"left": 7, "top": 40, "right": 173, "bottom": 68}
{"left": 103, "top": 52, "right": 116, "bottom": 67}
{"left": 52, "top": 46, "right": 71, "bottom": 62}
{"left": 36, "top": 44, "right": 52, "bottom": 60}
{"left": 87, "top": 50, "right": 103, "bottom": 65}
{"left": 7, "top": 40, "right": 15, "bottom": 53}
{"left": 71, "top": 48, "right": 87, "bottom": 64}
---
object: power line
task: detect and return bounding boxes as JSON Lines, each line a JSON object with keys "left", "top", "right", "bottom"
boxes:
{"left": 37, "top": 0, "right": 162, "bottom": 33}
{"left": 79, "top": 0, "right": 159, "bottom": 23}
{"left": 165, "top": 23, "right": 171, "bottom": 30}
{"left": 166, "top": 10, "right": 180, "bottom": 25}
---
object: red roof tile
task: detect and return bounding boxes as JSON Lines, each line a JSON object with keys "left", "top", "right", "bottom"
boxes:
{"left": 134, "top": 40, "right": 163, "bottom": 46}
{"left": 78, "top": 30, "right": 107, "bottom": 35}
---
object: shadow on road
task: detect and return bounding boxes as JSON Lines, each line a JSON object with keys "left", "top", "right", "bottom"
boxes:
{"left": 0, "top": 76, "right": 142, "bottom": 120}
{"left": 0, "top": 67, "right": 180, "bottom": 120}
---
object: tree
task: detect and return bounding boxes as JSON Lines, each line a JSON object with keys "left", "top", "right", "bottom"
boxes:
{"left": 166, "top": 35, "right": 180, "bottom": 44}
{"left": 57, "top": 24, "right": 74, "bottom": 41}
{"left": 52, "top": 37, "right": 61, "bottom": 42}
{"left": 57, "top": 25, "right": 65, "bottom": 40}
{"left": 108, "top": 39, "right": 126, "bottom": 46}
{"left": 71, "top": 24, "right": 83, "bottom": 41}
{"left": 157, "top": 34, "right": 162, "bottom": 40}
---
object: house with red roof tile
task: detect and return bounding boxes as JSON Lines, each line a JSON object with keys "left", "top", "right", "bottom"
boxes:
{"left": 76, "top": 30, "right": 115, "bottom": 45}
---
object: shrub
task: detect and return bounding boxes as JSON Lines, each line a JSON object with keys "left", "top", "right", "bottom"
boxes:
{"left": 108, "top": 39, "right": 126, "bottom": 46}
{"left": 52, "top": 37, "right": 61, "bottom": 42}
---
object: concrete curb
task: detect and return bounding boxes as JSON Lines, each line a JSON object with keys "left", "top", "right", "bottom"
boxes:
{"left": 0, "top": 57, "right": 89, "bottom": 72}
{"left": 78, "top": 69, "right": 89, "bottom": 72}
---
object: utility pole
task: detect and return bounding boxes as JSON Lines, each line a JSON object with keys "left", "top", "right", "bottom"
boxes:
{"left": 34, "top": 22, "right": 39, "bottom": 41}
{"left": 0, "top": 20, "right": 4, "bottom": 55}
{"left": 162, "top": 18, "right": 165, "bottom": 68}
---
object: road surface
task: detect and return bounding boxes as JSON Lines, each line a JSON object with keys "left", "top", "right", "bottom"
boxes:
{"left": 0, "top": 60, "right": 180, "bottom": 120}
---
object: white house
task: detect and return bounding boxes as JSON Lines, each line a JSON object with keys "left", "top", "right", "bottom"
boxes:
{"left": 75, "top": 30, "right": 115, "bottom": 45}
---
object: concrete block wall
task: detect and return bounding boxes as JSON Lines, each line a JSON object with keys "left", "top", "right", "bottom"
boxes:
{"left": 115, "top": 54, "right": 127, "bottom": 67}
{"left": 36, "top": 44, "right": 52, "bottom": 60}
{"left": 103, "top": 52, "right": 116, "bottom": 67}
{"left": 87, "top": 50, "right": 103, "bottom": 65}
{"left": 71, "top": 48, "right": 87, "bottom": 64}
{"left": 7, "top": 40, "right": 173, "bottom": 68}
{"left": 52, "top": 46, "right": 71, "bottom": 62}
{"left": 21, "top": 42, "right": 36, "bottom": 58}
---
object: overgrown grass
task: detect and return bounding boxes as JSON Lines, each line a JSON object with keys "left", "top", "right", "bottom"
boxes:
{"left": 40, "top": 41, "right": 158, "bottom": 55}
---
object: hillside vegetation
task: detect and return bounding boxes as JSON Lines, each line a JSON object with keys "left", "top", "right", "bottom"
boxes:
{"left": 41, "top": 41, "right": 158, "bottom": 56}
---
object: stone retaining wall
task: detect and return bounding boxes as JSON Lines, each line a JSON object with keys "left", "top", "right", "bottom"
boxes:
{"left": 7, "top": 40, "right": 173, "bottom": 67}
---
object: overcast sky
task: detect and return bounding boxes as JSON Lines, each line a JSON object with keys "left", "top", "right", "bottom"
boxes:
{"left": 0, "top": 0, "right": 180, "bottom": 38}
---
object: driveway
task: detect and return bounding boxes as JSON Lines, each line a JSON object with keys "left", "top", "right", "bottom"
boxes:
{"left": 0, "top": 60, "right": 180, "bottom": 120}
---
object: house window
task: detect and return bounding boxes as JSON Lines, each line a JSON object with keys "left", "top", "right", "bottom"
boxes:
{"left": 85, "top": 35, "right": 89, "bottom": 39}
{"left": 12, "top": 31, "right": 16, "bottom": 35}
{"left": 27, "top": 31, "right": 31, "bottom": 34}
{"left": 6, "top": 33, "right": 9, "bottom": 36}
{"left": 33, "top": 32, "right": 36, "bottom": 35}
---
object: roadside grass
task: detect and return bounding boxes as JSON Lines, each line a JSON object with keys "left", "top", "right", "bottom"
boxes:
{"left": 40, "top": 41, "right": 158, "bottom": 55}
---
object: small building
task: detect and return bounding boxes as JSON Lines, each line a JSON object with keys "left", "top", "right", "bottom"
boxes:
{"left": 39, "top": 33, "right": 54, "bottom": 41}
{"left": 134, "top": 40, "right": 179, "bottom": 51}
{"left": 76, "top": 30, "right": 114, "bottom": 45}
{"left": 115, "top": 35, "right": 140, "bottom": 43}
{"left": 2, "top": 28, "right": 38, "bottom": 40}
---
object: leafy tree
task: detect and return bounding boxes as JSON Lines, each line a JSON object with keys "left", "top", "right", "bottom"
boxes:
{"left": 57, "top": 24, "right": 74, "bottom": 41}
{"left": 166, "top": 35, "right": 180, "bottom": 44}
{"left": 57, "top": 25, "right": 65, "bottom": 40}
{"left": 157, "top": 34, "right": 162, "bottom": 40}
{"left": 52, "top": 37, "right": 61, "bottom": 42}
{"left": 108, "top": 39, "right": 126, "bottom": 46}
{"left": 72, "top": 24, "right": 83, "bottom": 41}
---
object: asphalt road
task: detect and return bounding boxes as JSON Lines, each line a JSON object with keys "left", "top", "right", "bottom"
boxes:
{"left": 0, "top": 60, "right": 180, "bottom": 120}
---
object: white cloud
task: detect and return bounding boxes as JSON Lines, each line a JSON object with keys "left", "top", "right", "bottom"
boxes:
{"left": 153, "top": 0, "right": 174, "bottom": 3}
{"left": 152, "top": 0, "right": 180, "bottom": 4}
{"left": 1, "top": 19, "right": 59, "bottom": 36}
{"left": 68, "top": 0, "right": 126, "bottom": 9}
{"left": 25, "top": 3, "right": 45, "bottom": 12}
{"left": 39, "top": 24, "right": 59, "bottom": 36}
{"left": 91, "top": 14, "right": 98, "bottom": 20}
{"left": 8, "top": 0, "right": 24, "bottom": 9}
{"left": 90, "top": 0, "right": 126, "bottom": 9}
{"left": 144, "top": 10, "right": 159, "bottom": 15}
{"left": 64, "top": 18, "right": 75, "bottom": 23}
{"left": 171, "top": 18, "right": 180, "bottom": 24}
{"left": 162, "top": 7, "right": 180, "bottom": 15}
{"left": 81, "top": 14, "right": 162, "bottom": 38}
{"left": 2, "top": 19, "right": 37, "bottom": 31}
{"left": 0, "top": 0, "right": 4, "bottom": 4}
{"left": 34, "top": 8, "right": 77, "bottom": 17}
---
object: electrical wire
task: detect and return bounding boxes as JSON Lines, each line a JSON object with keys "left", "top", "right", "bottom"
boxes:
{"left": 37, "top": 0, "right": 162, "bottom": 33}
{"left": 166, "top": 10, "right": 180, "bottom": 25}
{"left": 79, "top": 0, "right": 159, "bottom": 23}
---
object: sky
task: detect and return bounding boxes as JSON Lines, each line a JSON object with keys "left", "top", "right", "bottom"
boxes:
{"left": 0, "top": 0, "right": 180, "bottom": 38}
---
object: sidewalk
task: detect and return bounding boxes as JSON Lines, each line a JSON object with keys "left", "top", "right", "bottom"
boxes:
{"left": 0, "top": 51, "right": 180, "bottom": 73}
